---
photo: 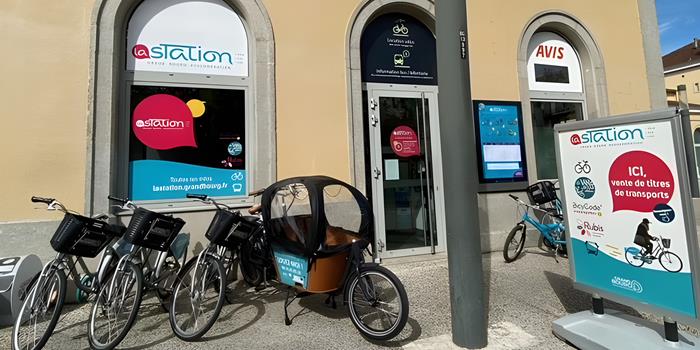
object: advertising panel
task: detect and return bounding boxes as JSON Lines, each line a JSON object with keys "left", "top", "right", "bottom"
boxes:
{"left": 361, "top": 13, "right": 437, "bottom": 85}
{"left": 473, "top": 101, "right": 527, "bottom": 186}
{"left": 126, "top": 0, "right": 248, "bottom": 77}
{"left": 555, "top": 111, "right": 700, "bottom": 321}
{"left": 129, "top": 85, "right": 247, "bottom": 201}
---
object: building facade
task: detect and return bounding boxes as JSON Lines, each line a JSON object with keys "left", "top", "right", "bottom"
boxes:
{"left": 0, "top": 0, "right": 666, "bottom": 262}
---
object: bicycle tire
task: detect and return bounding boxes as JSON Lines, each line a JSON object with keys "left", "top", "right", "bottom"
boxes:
{"left": 169, "top": 255, "right": 226, "bottom": 340}
{"left": 239, "top": 240, "right": 265, "bottom": 286}
{"left": 155, "top": 251, "right": 181, "bottom": 312}
{"left": 88, "top": 260, "right": 143, "bottom": 350}
{"left": 346, "top": 265, "right": 409, "bottom": 341}
{"left": 503, "top": 223, "right": 526, "bottom": 263}
{"left": 12, "top": 268, "right": 66, "bottom": 350}
{"left": 659, "top": 251, "right": 683, "bottom": 273}
{"left": 624, "top": 248, "right": 645, "bottom": 267}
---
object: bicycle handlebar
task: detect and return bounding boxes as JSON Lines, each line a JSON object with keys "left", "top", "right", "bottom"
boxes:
{"left": 508, "top": 194, "right": 518, "bottom": 200}
{"left": 31, "top": 196, "right": 55, "bottom": 204}
{"left": 108, "top": 195, "right": 128, "bottom": 205}
{"left": 186, "top": 193, "right": 208, "bottom": 200}
{"left": 249, "top": 188, "right": 265, "bottom": 197}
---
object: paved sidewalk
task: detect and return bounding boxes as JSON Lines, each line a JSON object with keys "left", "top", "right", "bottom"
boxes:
{"left": 0, "top": 249, "right": 675, "bottom": 349}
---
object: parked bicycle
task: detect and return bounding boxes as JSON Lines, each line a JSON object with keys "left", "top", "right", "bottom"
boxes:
{"left": 169, "top": 194, "right": 253, "bottom": 340}
{"left": 87, "top": 196, "right": 187, "bottom": 350}
{"left": 12, "top": 196, "right": 124, "bottom": 350}
{"left": 625, "top": 235, "right": 683, "bottom": 273}
{"left": 238, "top": 176, "right": 409, "bottom": 341}
{"left": 503, "top": 181, "right": 566, "bottom": 263}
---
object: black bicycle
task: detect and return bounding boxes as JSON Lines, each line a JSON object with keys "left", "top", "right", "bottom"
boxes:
{"left": 168, "top": 194, "right": 254, "bottom": 340}
{"left": 87, "top": 196, "right": 186, "bottom": 350}
{"left": 12, "top": 196, "right": 124, "bottom": 350}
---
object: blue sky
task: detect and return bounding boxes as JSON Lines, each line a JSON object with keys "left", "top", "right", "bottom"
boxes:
{"left": 656, "top": 0, "right": 700, "bottom": 54}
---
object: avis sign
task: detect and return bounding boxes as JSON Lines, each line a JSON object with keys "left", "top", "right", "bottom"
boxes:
{"left": 556, "top": 112, "right": 700, "bottom": 322}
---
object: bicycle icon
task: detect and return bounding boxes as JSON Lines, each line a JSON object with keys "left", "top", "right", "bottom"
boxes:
{"left": 231, "top": 172, "right": 244, "bottom": 181}
{"left": 392, "top": 23, "right": 409, "bottom": 35}
{"left": 574, "top": 160, "right": 591, "bottom": 174}
{"left": 625, "top": 235, "right": 683, "bottom": 273}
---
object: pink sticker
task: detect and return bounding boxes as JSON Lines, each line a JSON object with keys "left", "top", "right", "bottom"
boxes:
{"left": 390, "top": 126, "right": 421, "bottom": 157}
{"left": 132, "top": 94, "right": 197, "bottom": 150}
{"left": 132, "top": 44, "right": 150, "bottom": 59}
{"left": 609, "top": 150, "right": 674, "bottom": 212}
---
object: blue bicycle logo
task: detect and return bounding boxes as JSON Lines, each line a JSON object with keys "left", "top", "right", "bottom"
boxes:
{"left": 228, "top": 142, "right": 243, "bottom": 156}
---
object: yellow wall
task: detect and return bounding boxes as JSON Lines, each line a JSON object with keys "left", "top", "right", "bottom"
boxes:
{"left": 0, "top": 1, "right": 94, "bottom": 221}
{"left": 0, "top": 0, "right": 657, "bottom": 221}
{"left": 665, "top": 69, "right": 700, "bottom": 105}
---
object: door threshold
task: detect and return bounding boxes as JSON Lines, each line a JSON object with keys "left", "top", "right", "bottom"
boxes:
{"left": 380, "top": 251, "right": 447, "bottom": 266}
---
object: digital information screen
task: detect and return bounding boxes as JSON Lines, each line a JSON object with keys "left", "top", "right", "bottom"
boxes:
{"left": 473, "top": 101, "right": 528, "bottom": 186}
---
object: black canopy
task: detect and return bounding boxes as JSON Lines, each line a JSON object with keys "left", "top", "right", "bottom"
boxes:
{"left": 261, "top": 176, "right": 373, "bottom": 257}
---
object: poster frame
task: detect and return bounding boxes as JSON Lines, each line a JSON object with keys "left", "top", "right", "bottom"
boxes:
{"left": 554, "top": 108, "right": 700, "bottom": 327}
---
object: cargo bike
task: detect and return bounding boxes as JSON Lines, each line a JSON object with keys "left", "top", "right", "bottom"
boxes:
{"left": 170, "top": 176, "right": 409, "bottom": 341}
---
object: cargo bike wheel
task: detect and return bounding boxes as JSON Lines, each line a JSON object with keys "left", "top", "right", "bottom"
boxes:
{"left": 345, "top": 265, "right": 408, "bottom": 341}
{"left": 12, "top": 268, "right": 66, "bottom": 350}
{"left": 169, "top": 254, "right": 226, "bottom": 341}
{"left": 88, "top": 260, "right": 143, "bottom": 350}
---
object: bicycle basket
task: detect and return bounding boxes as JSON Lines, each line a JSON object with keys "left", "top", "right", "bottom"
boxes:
{"left": 526, "top": 181, "right": 558, "bottom": 205}
{"left": 50, "top": 213, "right": 125, "bottom": 258}
{"left": 123, "top": 207, "right": 185, "bottom": 252}
{"left": 662, "top": 238, "right": 671, "bottom": 249}
{"left": 204, "top": 209, "right": 258, "bottom": 246}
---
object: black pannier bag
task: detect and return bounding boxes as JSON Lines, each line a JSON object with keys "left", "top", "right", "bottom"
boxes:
{"left": 526, "top": 180, "right": 558, "bottom": 205}
{"left": 50, "top": 213, "right": 125, "bottom": 258}
{"left": 123, "top": 207, "right": 185, "bottom": 252}
{"left": 261, "top": 176, "right": 373, "bottom": 258}
{"left": 204, "top": 209, "right": 258, "bottom": 247}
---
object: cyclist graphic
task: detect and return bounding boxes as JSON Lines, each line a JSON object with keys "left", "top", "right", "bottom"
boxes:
{"left": 392, "top": 22, "right": 409, "bottom": 35}
{"left": 634, "top": 218, "right": 655, "bottom": 256}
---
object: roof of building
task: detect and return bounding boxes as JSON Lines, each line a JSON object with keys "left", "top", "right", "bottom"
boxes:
{"left": 663, "top": 39, "right": 700, "bottom": 73}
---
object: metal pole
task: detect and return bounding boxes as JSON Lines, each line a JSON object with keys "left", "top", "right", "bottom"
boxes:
{"left": 677, "top": 84, "right": 700, "bottom": 197}
{"left": 435, "top": 1, "right": 488, "bottom": 348}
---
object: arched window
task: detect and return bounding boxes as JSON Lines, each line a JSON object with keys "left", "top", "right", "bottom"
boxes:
{"left": 527, "top": 32, "right": 585, "bottom": 179}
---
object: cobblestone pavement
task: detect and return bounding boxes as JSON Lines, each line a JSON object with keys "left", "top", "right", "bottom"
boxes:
{"left": 1, "top": 249, "right": 687, "bottom": 349}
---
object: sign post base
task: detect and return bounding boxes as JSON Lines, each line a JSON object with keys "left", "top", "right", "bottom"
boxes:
{"left": 553, "top": 310, "right": 700, "bottom": 349}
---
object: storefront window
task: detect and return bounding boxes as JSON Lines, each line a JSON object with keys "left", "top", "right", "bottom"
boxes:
{"left": 531, "top": 101, "right": 583, "bottom": 179}
{"left": 694, "top": 128, "right": 700, "bottom": 175}
{"left": 129, "top": 85, "right": 246, "bottom": 200}
{"left": 124, "top": 0, "right": 250, "bottom": 202}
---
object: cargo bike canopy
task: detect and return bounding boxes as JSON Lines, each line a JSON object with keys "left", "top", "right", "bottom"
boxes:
{"left": 261, "top": 176, "right": 373, "bottom": 258}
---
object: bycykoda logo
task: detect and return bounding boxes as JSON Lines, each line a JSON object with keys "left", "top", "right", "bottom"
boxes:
{"left": 611, "top": 276, "right": 643, "bottom": 293}
{"left": 574, "top": 177, "right": 596, "bottom": 199}
{"left": 132, "top": 94, "right": 202, "bottom": 150}
{"left": 131, "top": 44, "right": 233, "bottom": 65}
{"left": 570, "top": 128, "right": 644, "bottom": 146}
{"left": 572, "top": 202, "right": 603, "bottom": 216}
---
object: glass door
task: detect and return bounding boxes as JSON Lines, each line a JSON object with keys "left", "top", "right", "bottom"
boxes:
{"left": 367, "top": 88, "right": 445, "bottom": 258}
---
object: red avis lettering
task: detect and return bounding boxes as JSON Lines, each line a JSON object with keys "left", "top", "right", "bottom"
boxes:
{"left": 608, "top": 151, "right": 674, "bottom": 212}
{"left": 535, "top": 45, "right": 564, "bottom": 59}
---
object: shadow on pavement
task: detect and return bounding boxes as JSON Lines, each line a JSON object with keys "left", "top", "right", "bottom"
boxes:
{"left": 543, "top": 271, "right": 641, "bottom": 316}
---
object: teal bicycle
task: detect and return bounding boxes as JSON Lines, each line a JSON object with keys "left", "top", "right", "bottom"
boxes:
{"left": 503, "top": 181, "right": 566, "bottom": 263}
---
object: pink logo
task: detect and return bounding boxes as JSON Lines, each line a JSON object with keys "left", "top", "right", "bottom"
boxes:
{"left": 570, "top": 134, "right": 582, "bottom": 145}
{"left": 132, "top": 44, "right": 150, "bottom": 59}
{"left": 390, "top": 126, "right": 421, "bottom": 157}
{"left": 609, "top": 151, "right": 674, "bottom": 212}
{"left": 132, "top": 94, "right": 197, "bottom": 150}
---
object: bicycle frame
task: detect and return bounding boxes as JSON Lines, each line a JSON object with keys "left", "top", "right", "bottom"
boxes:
{"left": 516, "top": 198, "right": 565, "bottom": 247}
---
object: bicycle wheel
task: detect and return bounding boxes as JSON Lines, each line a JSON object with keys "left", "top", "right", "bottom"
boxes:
{"left": 624, "top": 248, "right": 645, "bottom": 267}
{"left": 346, "top": 265, "right": 408, "bottom": 341}
{"left": 503, "top": 223, "right": 526, "bottom": 263}
{"left": 155, "top": 252, "right": 181, "bottom": 312}
{"left": 88, "top": 260, "right": 143, "bottom": 350}
{"left": 659, "top": 251, "right": 683, "bottom": 273}
{"left": 169, "top": 255, "right": 225, "bottom": 340}
{"left": 239, "top": 240, "right": 265, "bottom": 286}
{"left": 12, "top": 269, "right": 66, "bottom": 350}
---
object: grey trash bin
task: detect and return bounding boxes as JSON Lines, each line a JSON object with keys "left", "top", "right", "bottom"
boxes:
{"left": 0, "top": 255, "right": 42, "bottom": 326}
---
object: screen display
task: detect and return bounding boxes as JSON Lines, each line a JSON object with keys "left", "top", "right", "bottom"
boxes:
{"left": 474, "top": 101, "right": 527, "bottom": 184}
{"left": 534, "top": 64, "right": 570, "bottom": 84}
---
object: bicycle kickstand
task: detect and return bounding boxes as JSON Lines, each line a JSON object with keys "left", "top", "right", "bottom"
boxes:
{"left": 284, "top": 286, "right": 297, "bottom": 326}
